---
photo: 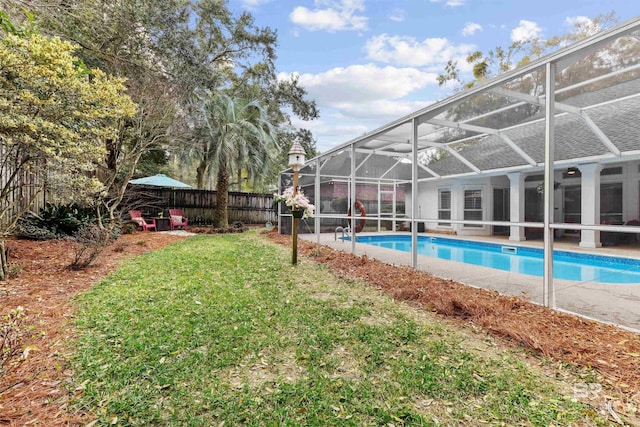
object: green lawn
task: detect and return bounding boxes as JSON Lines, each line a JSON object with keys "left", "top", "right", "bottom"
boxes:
{"left": 71, "top": 232, "right": 606, "bottom": 426}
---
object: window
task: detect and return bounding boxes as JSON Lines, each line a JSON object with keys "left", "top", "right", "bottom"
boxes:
{"left": 464, "top": 189, "right": 483, "bottom": 227}
{"left": 601, "top": 182, "right": 623, "bottom": 224}
{"left": 601, "top": 166, "right": 622, "bottom": 176}
{"left": 438, "top": 189, "right": 451, "bottom": 226}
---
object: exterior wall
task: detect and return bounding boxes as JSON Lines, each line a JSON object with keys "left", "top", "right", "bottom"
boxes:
{"left": 319, "top": 181, "right": 406, "bottom": 204}
{"left": 417, "top": 160, "right": 640, "bottom": 241}
{"left": 420, "top": 176, "right": 493, "bottom": 236}
{"left": 419, "top": 179, "right": 447, "bottom": 231}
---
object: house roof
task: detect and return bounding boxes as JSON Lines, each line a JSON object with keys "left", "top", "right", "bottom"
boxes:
{"left": 286, "top": 17, "right": 640, "bottom": 185}
{"left": 427, "top": 85, "right": 640, "bottom": 177}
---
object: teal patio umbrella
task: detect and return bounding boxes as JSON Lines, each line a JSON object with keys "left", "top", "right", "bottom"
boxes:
{"left": 129, "top": 174, "right": 192, "bottom": 188}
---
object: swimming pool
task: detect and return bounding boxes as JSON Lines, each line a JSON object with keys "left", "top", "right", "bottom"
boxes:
{"left": 348, "top": 235, "right": 640, "bottom": 284}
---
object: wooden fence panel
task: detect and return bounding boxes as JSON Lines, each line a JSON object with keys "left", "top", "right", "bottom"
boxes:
{"left": 2, "top": 160, "right": 276, "bottom": 229}
{"left": 127, "top": 188, "right": 276, "bottom": 226}
{"left": 0, "top": 143, "right": 48, "bottom": 230}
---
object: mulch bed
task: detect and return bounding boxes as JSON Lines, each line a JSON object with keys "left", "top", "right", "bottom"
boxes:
{"left": 266, "top": 232, "right": 640, "bottom": 404}
{"left": 0, "top": 232, "right": 187, "bottom": 426}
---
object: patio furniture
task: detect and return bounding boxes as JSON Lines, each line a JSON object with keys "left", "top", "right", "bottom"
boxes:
{"left": 153, "top": 216, "right": 171, "bottom": 231}
{"left": 129, "top": 210, "right": 156, "bottom": 231}
{"left": 169, "top": 209, "right": 188, "bottom": 230}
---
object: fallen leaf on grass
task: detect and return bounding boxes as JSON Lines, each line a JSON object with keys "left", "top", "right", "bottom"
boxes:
{"left": 22, "top": 345, "right": 39, "bottom": 359}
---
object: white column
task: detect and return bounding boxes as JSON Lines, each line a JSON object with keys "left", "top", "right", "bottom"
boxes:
{"left": 543, "top": 61, "right": 556, "bottom": 309}
{"left": 507, "top": 172, "right": 526, "bottom": 241}
{"left": 315, "top": 159, "right": 321, "bottom": 244}
{"left": 578, "top": 163, "right": 602, "bottom": 248}
{"left": 411, "top": 118, "right": 418, "bottom": 268}
{"left": 451, "top": 181, "right": 462, "bottom": 235}
{"left": 350, "top": 144, "right": 356, "bottom": 253}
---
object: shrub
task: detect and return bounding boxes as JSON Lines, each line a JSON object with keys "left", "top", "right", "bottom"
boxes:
{"left": 69, "top": 224, "right": 112, "bottom": 270}
{"left": 17, "top": 203, "right": 101, "bottom": 240}
{"left": 15, "top": 220, "right": 60, "bottom": 240}
{"left": 121, "top": 222, "right": 138, "bottom": 235}
{"left": 112, "top": 241, "right": 129, "bottom": 253}
{"left": 330, "top": 197, "right": 348, "bottom": 213}
{"left": 1, "top": 306, "right": 28, "bottom": 374}
{"left": 6, "top": 264, "right": 21, "bottom": 279}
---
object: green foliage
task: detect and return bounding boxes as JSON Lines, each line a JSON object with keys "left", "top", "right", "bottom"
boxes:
{"left": 0, "top": 32, "right": 136, "bottom": 160}
{"left": 0, "top": 10, "right": 36, "bottom": 37}
{"left": 261, "top": 128, "right": 319, "bottom": 191}
{"left": 193, "top": 92, "right": 279, "bottom": 227}
{"left": 16, "top": 203, "right": 101, "bottom": 240}
{"left": 71, "top": 233, "right": 609, "bottom": 426}
{"left": 3, "top": 1, "right": 318, "bottom": 197}
{"left": 135, "top": 148, "right": 170, "bottom": 177}
{"left": 330, "top": 197, "right": 348, "bottom": 213}
{"left": 0, "top": 27, "right": 136, "bottom": 234}
{"left": 120, "top": 222, "right": 138, "bottom": 235}
{"left": 5, "top": 264, "right": 21, "bottom": 279}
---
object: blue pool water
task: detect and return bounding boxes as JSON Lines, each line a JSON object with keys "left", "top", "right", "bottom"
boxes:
{"left": 349, "top": 235, "right": 640, "bottom": 284}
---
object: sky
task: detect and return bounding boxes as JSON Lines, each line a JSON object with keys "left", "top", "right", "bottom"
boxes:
{"left": 228, "top": 0, "right": 639, "bottom": 154}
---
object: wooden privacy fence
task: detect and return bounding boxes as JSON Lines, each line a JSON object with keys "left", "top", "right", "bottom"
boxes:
{"left": 127, "top": 187, "right": 277, "bottom": 226}
{"left": 0, "top": 143, "right": 48, "bottom": 231}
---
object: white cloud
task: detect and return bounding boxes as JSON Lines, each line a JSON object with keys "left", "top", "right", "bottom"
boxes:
{"left": 365, "top": 34, "right": 475, "bottom": 68}
{"left": 281, "top": 65, "right": 438, "bottom": 151}
{"left": 565, "top": 15, "right": 602, "bottom": 36}
{"left": 291, "top": 116, "right": 369, "bottom": 152}
{"left": 430, "top": 0, "right": 465, "bottom": 6}
{"left": 389, "top": 8, "right": 405, "bottom": 22}
{"left": 289, "top": 0, "right": 368, "bottom": 32}
{"left": 293, "top": 117, "right": 367, "bottom": 138}
{"left": 462, "top": 22, "right": 482, "bottom": 37}
{"left": 284, "top": 64, "right": 437, "bottom": 106}
{"left": 511, "top": 20, "right": 542, "bottom": 43}
{"left": 240, "top": 0, "right": 271, "bottom": 9}
{"left": 334, "top": 99, "right": 432, "bottom": 120}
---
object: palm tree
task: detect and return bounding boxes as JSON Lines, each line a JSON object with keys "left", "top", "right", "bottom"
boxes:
{"left": 195, "top": 92, "right": 278, "bottom": 228}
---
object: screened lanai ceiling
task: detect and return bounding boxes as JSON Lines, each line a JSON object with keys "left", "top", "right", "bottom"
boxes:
{"left": 287, "top": 17, "right": 640, "bottom": 185}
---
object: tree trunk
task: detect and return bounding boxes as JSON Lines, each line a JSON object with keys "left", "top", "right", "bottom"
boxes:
{"left": 0, "top": 240, "right": 7, "bottom": 281}
{"left": 213, "top": 168, "right": 229, "bottom": 228}
{"left": 196, "top": 160, "right": 208, "bottom": 190}
{"left": 237, "top": 167, "right": 242, "bottom": 192}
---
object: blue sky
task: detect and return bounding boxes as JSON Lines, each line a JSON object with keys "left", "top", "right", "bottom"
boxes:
{"left": 229, "top": 0, "right": 639, "bottom": 153}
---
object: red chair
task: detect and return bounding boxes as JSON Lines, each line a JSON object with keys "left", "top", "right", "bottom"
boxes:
{"left": 169, "top": 209, "right": 188, "bottom": 230}
{"left": 129, "top": 210, "right": 156, "bottom": 231}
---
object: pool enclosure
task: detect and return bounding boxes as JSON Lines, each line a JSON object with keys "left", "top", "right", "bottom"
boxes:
{"left": 278, "top": 17, "right": 640, "bottom": 328}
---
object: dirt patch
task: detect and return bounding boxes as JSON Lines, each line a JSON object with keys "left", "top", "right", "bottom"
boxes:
{"left": 223, "top": 350, "right": 306, "bottom": 392}
{"left": 327, "top": 345, "right": 362, "bottom": 381}
{"left": 0, "top": 232, "right": 187, "bottom": 426}
{"left": 266, "top": 231, "right": 640, "bottom": 405}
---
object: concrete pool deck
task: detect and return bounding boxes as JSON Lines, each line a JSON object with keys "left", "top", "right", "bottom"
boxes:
{"left": 299, "top": 232, "right": 640, "bottom": 332}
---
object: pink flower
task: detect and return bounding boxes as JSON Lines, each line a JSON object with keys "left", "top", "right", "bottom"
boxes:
{"left": 273, "top": 187, "right": 316, "bottom": 219}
